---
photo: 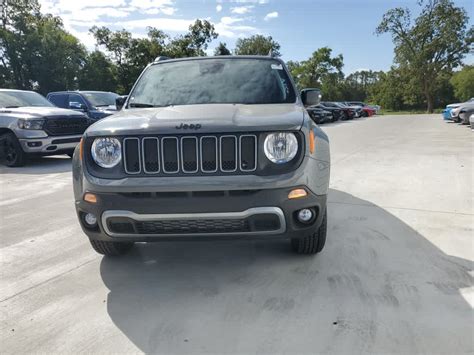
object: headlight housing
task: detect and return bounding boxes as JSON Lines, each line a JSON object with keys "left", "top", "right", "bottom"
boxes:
{"left": 18, "top": 119, "right": 45, "bottom": 130}
{"left": 264, "top": 132, "right": 298, "bottom": 164}
{"left": 91, "top": 137, "right": 122, "bottom": 168}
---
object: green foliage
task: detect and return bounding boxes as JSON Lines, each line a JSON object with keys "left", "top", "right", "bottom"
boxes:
{"left": 450, "top": 66, "right": 474, "bottom": 101}
{"left": 78, "top": 51, "right": 118, "bottom": 92}
{"left": 0, "top": 0, "right": 86, "bottom": 94}
{"left": 214, "top": 42, "right": 231, "bottom": 56}
{"left": 234, "top": 35, "right": 281, "bottom": 56}
{"left": 376, "top": 0, "right": 473, "bottom": 112}
{"left": 287, "top": 47, "right": 344, "bottom": 100}
{"left": 90, "top": 20, "right": 217, "bottom": 93}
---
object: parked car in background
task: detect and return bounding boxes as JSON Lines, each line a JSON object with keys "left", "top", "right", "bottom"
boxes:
{"left": 306, "top": 106, "right": 333, "bottom": 124}
{"left": 316, "top": 102, "right": 344, "bottom": 121}
{"left": 0, "top": 89, "right": 89, "bottom": 166}
{"left": 332, "top": 102, "right": 358, "bottom": 119}
{"left": 450, "top": 102, "right": 474, "bottom": 123}
{"left": 345, "top": 101, "right": 377, "bottom": 116}
{"left": 469, "top": 114, "right": 474, "bottom": 130}
{"left": 47, "top": 91, "right": 119, "bottom": 123}
{"left": 443, "top": 98, "right": 474, "bottom": 122}
{"left": 458, "top": 104, "right": 474, "bottom": 125}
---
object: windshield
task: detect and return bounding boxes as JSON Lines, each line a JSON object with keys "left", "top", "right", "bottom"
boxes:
{"left": 129, "top": 58, "right": 296, "bottom": 107}
{"left": 83, "top": 92, "right": 119, "bottom": 107}
{"left": 0, "top": 91, "right": 53, "bottom": 108}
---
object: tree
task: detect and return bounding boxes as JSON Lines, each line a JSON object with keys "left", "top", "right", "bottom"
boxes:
{"left": 90, "top": 20, "right": 218, "bottom": 93}
{"left": 234, "top": 35, "right": 281, "bottom": 56}
{"left": 78, "top": 50, "right": 118, "bottom": 91}
{"left": 287, "top": 47, "right": 344, "bottom": 100}
{"left": 0, "top": 0, "right": 86, "bottom": 93}
{"left": 214, "top": 42, "right": 231, "bottom": 56}
{"left": 450, "top": 66, "right": 474, "bottom": 101}
{"left": 376, "top": 0, "right": 474, "bottom": 112}
{"left": 164, "top": 19, "right": 217, "bottom": 58}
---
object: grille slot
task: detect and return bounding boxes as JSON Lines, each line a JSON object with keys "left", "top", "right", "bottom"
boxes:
{"left": 239, "top": 135, "right": 257, "bottom": 171}
{"left": 162, "top": 137, "right": 179, "bottom": 173}
{"left": 200, "top": 136, "right": 218, "bottom": 173}
{"left": 142, "top": 137, "right": 160, "bottom": 173}
{"left": 123, "top": 138, "right": 141, "bottom": 174}
{"left": 122, "top": 134, "right": 257, "bottom": 175}
{"left": 181, "top": 137, "right": 198, "bottom": 173}
{"left": 220, "top": 136, "right": 237, "bottom": 172}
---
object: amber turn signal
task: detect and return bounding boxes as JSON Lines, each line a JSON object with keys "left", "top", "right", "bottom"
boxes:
{"left": 288, "top": 188, "right": 308, "bottom": 199}
{"left": 84, "top": 193, "right": 97, "bottom": 204}
{"left": 309, "top": 130, "right": 315, "bottom": 154}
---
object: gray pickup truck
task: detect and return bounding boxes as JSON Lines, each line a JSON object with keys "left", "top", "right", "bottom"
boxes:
{"left": 73, "top": 56, "right": 331, "bottom": 256}
{"left": 0, "top": 89, "right": 89, "bottom": 166}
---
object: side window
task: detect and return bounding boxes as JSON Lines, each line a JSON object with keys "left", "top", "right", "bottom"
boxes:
{"left": 68, "top": 94, "right": 87, "bottom": 109}
{"left": 48, "top": 94, "right": 68, "bottom": 108}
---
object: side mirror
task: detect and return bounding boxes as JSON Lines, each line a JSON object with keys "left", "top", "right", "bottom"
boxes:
{"left": 301, "top": 89, "right": 321, "bottom": 107}
{"left": 116, "top": 95, "right": 128, "bottom": 110}
{"left": 69, "top": 102, "right": 87, "bottom": 111}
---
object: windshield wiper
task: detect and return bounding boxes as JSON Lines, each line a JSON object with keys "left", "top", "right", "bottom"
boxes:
{"left": 129, "top": 103, "right": 157, "bottom": 108}
{"left": 5, "top": 105, "right": 21, "bottom": 108}
{"left": 95, "top": 104, "right": 113, "bottom": 107}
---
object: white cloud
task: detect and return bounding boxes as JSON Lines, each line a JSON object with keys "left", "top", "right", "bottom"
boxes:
{"left": 264, "top": 11, "right": 278, "bottom": 21}
{"left": 114, "top": 17, "right": 194, "bottom": 31}
{"left": 216, "top": 4, "right": 223, "bottom": 12}
{"left": 129, "top": 0, "right": 174, "bottom": 9}
{"left": 214, "top": 17, "right": 257, "bottom": 38}
{"left": 230, "top": 5, "right": 253, "bottom": 14}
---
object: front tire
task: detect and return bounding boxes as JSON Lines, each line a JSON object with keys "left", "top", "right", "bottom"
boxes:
{"left": 0, "top": 132, "right": 27, "bottom": 167}
{"left": 291, "top": 209, "right": 327, "bottom": 255}
{"left": 89, "top": 240, "right": 134, "bottom": 256}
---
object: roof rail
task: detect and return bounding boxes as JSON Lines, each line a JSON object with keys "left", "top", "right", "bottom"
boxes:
{"left": 154, "top": 56, "right": 170, "bottom": 63}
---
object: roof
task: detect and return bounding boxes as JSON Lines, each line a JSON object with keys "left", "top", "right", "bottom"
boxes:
{"left": 150, "top": 55, "right": 285, "bottom": 66}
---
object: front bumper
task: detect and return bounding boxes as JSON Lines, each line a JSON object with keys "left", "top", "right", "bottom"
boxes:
{"left": 75, "top": 187, "right": 327, "bottom": 242}
{"left": 19, "top": 135, "right": 82, "bottom": 154}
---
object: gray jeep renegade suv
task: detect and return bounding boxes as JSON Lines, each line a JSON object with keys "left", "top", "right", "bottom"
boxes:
{"left": 73, "top": 56, "right": 330, "bottom": 256}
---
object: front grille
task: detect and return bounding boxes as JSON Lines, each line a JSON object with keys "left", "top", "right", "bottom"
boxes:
{"left": 136, "top": 219, "right": 250, "bottom": 234}
{"left": 105, "top": 211, "right": 283, "bottom": 236}
{"left": 44, "top": 116, "right": 89, "bottom": 136}
{"left": 123, "top": 134, "right": 257, "bottom": 176}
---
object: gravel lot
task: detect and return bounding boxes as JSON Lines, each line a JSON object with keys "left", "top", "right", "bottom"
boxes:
{"left": 1, "top": 114, "right": 473, "bottom": 354}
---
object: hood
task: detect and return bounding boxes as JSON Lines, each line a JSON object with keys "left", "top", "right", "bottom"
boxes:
{"left": 86, "top": 103, "right": 305, "bottom": 137}
{"left": 452, "top": 103, "right": 474, "bottom": 114}
{"left": 446, "top": 103, "right": 462, "bottom": 109}
{"left": 0, "top": 106, "right": 86, "bottom": 119}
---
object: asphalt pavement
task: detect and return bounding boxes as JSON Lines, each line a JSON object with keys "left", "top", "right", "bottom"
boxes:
{"left": 1, "top": 114, "right": 473, "bottom": 354}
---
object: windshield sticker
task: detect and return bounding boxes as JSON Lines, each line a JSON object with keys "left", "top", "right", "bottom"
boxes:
{"left": 271, "top": 64, "right": 283, "bottom": 70}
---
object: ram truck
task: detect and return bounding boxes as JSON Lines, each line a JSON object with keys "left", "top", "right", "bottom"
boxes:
{"left": 0, "top": 89, "right": 89, "bottom": 166}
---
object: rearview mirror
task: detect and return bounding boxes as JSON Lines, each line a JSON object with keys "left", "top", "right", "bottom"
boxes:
{"left": 116, "top": 95, "right": 128, "bottom": 110}
{"left": 301, "top": 89, "right": 321, "bottom": 107}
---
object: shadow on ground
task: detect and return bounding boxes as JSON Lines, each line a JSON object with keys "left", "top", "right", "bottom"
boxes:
{"left": 99, "top": 189, "right": 473, "bottom": 354}
{"left": 0, "top": 155, "right": 71, "bottom": 175}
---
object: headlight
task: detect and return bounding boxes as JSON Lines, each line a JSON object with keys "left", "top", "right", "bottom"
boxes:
{"left": 264, "top": 132, "right": 298, "bottom": 164}
{"left": 18, "top": 119, "right": 45, "bottom": 130}
{"left": 91, "top": 138, "right": 122, "bottom": 168}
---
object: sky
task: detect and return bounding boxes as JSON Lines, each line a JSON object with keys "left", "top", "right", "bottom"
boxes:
{"left": 39, "top": 0, "right": 473, "bottom": 75}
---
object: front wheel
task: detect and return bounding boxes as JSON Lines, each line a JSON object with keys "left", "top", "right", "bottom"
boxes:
{"left": 0, "top": 132, "right": 27, "bottom": 167}
{"left": 89, "top": 240, "right": 134, "bottom": 256}
{"left": 291, "top": 209, "right": 327, "bottom": 255}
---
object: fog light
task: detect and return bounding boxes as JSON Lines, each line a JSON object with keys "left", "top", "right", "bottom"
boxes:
{"left": 84, "top": 213, "right": 97, "bottom": 226}
{"left": 297, "top": 209, "right": 313, "bottom": 223}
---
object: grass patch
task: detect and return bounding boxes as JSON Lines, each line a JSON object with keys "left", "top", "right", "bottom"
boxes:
{"left": 379, "top": 109, "right": 443, "bottom": 115}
